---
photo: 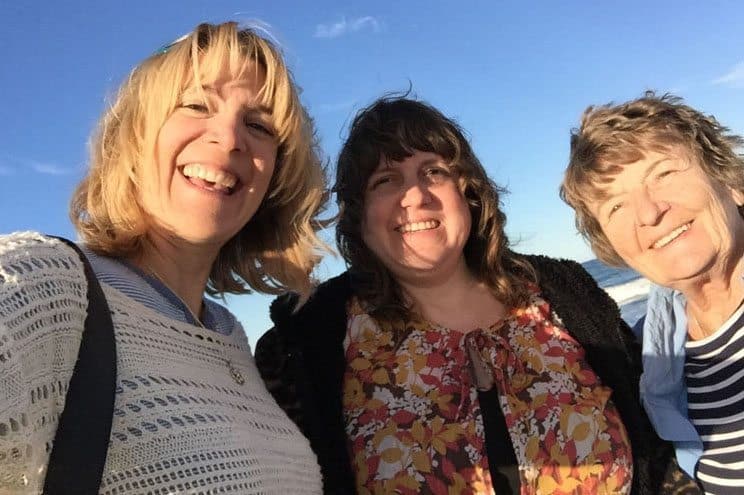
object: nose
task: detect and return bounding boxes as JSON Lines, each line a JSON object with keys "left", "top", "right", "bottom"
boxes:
{"left": 400, "top": 180, "right": 431, "bottom": 208}
{"left": 632, "top": 186, "right": 670, "bottom": 226}
{"left": 206, "top": 112, "right": 245, "bottom": 153}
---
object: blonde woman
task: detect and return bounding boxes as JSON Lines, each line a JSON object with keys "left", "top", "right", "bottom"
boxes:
{"left": 0, "top": 22, "right": 325, "bottom": 493}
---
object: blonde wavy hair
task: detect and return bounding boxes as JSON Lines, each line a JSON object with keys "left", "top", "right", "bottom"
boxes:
{"left": 561, "top": 91, "right": 744, "bottom": 266}
{"left": 70, "top": 21, "right": 328, "bottom": 297}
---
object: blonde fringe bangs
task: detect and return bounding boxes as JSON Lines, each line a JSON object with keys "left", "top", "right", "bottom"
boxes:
{"left": 71, "top": 22, "right": 329, "bottom": 297}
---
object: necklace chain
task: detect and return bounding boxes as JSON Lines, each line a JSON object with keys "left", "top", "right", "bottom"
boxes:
{"left": 688, "top": 293, "right": 744, "bottom": 339}
{"left": 145, "top": 267, "right": 245, "bottom": 386}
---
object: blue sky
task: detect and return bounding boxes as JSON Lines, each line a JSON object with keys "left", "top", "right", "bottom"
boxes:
{"left": 2, "top": 1, "right": 743, "bottom": 345}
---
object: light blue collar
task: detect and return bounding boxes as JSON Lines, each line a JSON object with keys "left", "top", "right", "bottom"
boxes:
{"left": 639, "top": 285, "right": 702, "bottom": 476}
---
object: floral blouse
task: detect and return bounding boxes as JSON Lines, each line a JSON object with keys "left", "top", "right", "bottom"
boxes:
{"left": 341, "top": 288, "right": 633, "bottom": 494}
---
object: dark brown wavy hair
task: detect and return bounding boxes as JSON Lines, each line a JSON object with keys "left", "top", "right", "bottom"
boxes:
{"left": 335, "top": 96, "right": 535, "bottom": 322}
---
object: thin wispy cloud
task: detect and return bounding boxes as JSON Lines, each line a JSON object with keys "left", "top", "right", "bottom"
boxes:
{"left": 31, "top": 161, "right": 76, "bottom": 176}
{"left": 712, "top": 61, "right": 744, "bottom": 88}
{"left": 314, "top": 16, "right": 381, "bottom": 39}
{"left": 0, "top": 165, "right": 14, "bottom": 176}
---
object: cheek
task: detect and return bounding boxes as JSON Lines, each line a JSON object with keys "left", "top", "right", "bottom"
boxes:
{"left": 360, "top": 209, "right": 375, "bottom": 247}
{"left": 360, "top": 202, "right": 388, "bottom": 255}
{"left": 152, "top": 133, "right": 183, "bottom": 188}
{"left": 452, "top": 194, "right": 472, "bottom": 239}
{"left": 361, "top": 199, "right": 386, "bottom": 233}
{"left": 462, "top": 203, "right": 472, "bottom": 236}
{"left": 601, "top": 226, "right": 634, "bottom": 258}
{"left": 258, "top": 161, "right": 277, "bottom": 191}
{"left": 154, "top": 119, "right": 178, "bottom": 162}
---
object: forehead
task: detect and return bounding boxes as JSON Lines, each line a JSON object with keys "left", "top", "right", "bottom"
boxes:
{"left": 372, "top": 151, "right": 445, "bottom": 171}
{"left": 586, "top": 149, "right": 703, "bottom": 216}
{"left": 591, "top": 147, "right": 692, "bottom": 189}
{"left": 184, "top": 57, "right": 265, "bottom": 88}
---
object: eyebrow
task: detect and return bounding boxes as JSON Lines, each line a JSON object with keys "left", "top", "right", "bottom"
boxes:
{"left": 183, "top": 85, "right": 273, "bottom": 115}
{"left": 419, "top": 158, "right": 443, "bottom": 167}
{"left": 597, "top": 157, "right": 671, "bottom": 213}
{"left": 372, "top": 156, "right": 446, "bottom": 173}
{"left": 640, "top": 157, "right": 671, "bottom": 182}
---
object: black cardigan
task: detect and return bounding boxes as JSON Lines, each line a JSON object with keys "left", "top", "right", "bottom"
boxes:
{"left": 255, "top": 255, "right": 699, "bottom": 494}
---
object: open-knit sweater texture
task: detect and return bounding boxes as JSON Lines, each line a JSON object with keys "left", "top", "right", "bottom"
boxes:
{"left": 0, "top": 232, "right": 322, "bottom": 494}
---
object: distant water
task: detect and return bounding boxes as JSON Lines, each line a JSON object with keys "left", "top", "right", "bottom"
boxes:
{"left": 581, "top": 259, "right": 649, "bottom": 328}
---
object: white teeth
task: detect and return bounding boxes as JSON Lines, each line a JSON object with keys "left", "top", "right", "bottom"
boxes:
{"left": 652, "top": 223, "right": 690, "bottom": 249}
{"left": 181, "top": 164, "right": 238, "bottom": 189}
{"left": 397, "top": 220, "right": 439, "bottom": 233}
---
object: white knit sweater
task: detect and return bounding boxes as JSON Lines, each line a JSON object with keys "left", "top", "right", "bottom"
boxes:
{"left": 0, "top": 232, "right": 322, "bottom": 494}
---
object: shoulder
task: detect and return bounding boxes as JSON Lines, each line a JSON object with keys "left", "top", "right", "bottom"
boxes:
{"left": 269, "top": 271, "right": 353, "bottom": 327}
{"left": 1, "top": 231, "right": 90, "bottom": 358}
{"left": 0, "top": 232, "right": 89, "bottom": 490}
{"left": 257, "top": 271, "right": 352, "bottom": 371}
{"left": 1, "top": 231, "right": 87, "bottom": 288}
{"left": 524, "top": 254, "right": 594, "bottom": 285}
{"left": 1, "top": 230, "right": 89, "bottom": 329}
{"left": 1, "top": 231, "right": 81, "bottom": 262}
{"left": 523, "top": 253, "right": 628, "bottom": 345}
{"left": 522, "top": 254, "right": 607, "bottom": 301}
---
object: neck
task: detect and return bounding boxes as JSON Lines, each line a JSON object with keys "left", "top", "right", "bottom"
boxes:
{"left": 129, "top": 232, "right": 220, "bottom": 320}
{"left": 398, "top": 260, "right": 505, "bottom": 332}
{"left": 681, "top": 255, "right": 744, "bottom": 340}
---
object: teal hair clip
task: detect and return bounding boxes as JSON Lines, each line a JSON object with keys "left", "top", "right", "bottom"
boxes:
{"left": 155, "top": 34, "right": 189, "bottom": 55}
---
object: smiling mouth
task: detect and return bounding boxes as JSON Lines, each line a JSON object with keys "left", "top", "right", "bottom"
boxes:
{"left": 396, "top": 220, "right": 440, "bottom": 233}
{"left": 180, "top": 164, "right": 240, "bottom": 194}
{"left": 651, "top": 222, "right": 691, "bottom": 249}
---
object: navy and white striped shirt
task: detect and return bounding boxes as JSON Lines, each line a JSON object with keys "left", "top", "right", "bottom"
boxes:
{"left": 685, "top": 304, "right": 744, "bottom": 494}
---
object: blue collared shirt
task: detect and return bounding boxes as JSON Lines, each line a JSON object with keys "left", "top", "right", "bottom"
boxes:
{"left": 639, "top": 285, "right": 703, "bottom": 477}
{"left": 82, "top": 247, "right": 237, "bottom": 335}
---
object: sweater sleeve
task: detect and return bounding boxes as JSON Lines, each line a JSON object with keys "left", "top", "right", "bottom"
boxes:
{"left": 0, "top": 232, "right": 88, "bottom": 493}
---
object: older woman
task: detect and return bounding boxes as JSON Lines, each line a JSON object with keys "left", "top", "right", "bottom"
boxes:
{"left": 256, "top": 96, "right": 696, "bottom": 494}
{"left": 0, "top": 22, "right": 326, "bottom": 493}
{"left": 562, "top": 92, "right": 744, "bottom": 494}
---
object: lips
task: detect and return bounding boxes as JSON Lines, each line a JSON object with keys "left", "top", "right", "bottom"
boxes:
{"left": 650, "top": 221, "right": 691, "bottom": 249}
{"left": 180, "top": 163, "right": 240, "bottom": 194}
{"left": 395, "top": 220, "right": 440, "bottom": 233}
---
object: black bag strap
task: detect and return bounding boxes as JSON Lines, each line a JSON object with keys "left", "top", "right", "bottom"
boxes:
{"left": 43, "top": 238, "right": 116, "bottom": 494}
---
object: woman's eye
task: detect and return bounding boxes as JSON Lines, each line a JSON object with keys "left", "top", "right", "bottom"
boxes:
{"left": 180, "top": 102, "right": 209, "bottom": 113}
{"left": 369, "top": 174, "right": 402, "bottom": 191}
{"left": 245, "top": 120, "right": 275, "bottom": 137}
{"left": 608, "top": 202, "right": 624, "bottom": 217}
{"left": 424, "top": 167, "right": 451, "bottom": 182}
{"left": 370, "top": 176, "right": 392, "bottom": 189}
{"left": 655, "top": 169, "right": 677, "bottom": 181}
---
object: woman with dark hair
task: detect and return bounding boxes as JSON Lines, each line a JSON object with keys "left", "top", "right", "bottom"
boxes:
{"left": 256, "top": 96, "right": 697, "bottom": 494}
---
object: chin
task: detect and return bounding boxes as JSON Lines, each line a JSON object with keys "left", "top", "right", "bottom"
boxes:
{"left": 649, "top": 258, "right": 717, "bottom": 287}
{"left": 178, "top": 228, "right": 236, "bottom": 246}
